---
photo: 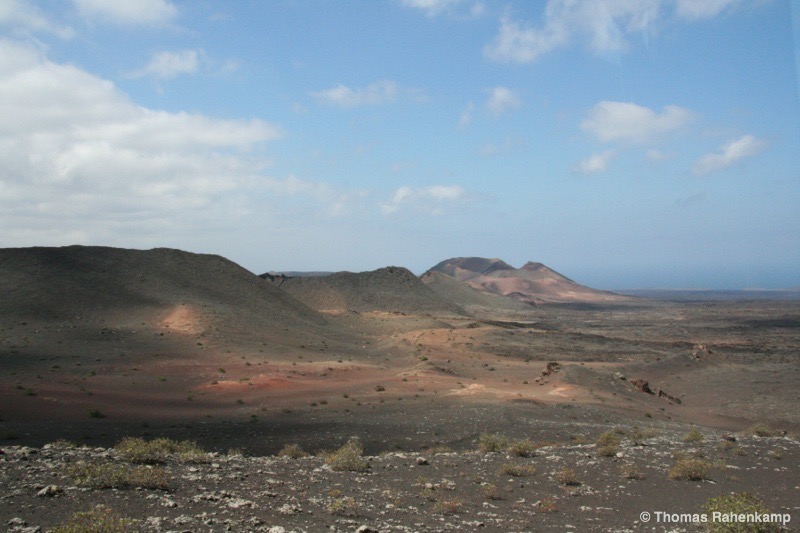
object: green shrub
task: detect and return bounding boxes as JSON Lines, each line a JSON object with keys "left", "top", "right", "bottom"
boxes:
{"left": 327, "top": 496, "right": 360, "bottom": 517}
{"left": 326, "top": 438, "right": 369, "bottom": 472}
{"left": 477, "top": 433, "right": 508, "bottom": 453}
{"left": 702, "top": 493, "right": 781, "bottom": 532}
{"left": 558, "top": 467, "right": 580, "bottom": 486}
{"left": 507, "top": 438, "right": 537, "bottom": 457}
{"left": 52, "top": 505, "right": 135, "bottom": 533}
{"left": 684, "top": 428, "right": 705, "bottom": 444}
{"left": 498, "top": 462, "right": 536, "bottom": 477}
{"left": 114, "top": 437, "right": 207, "bottom": 464}
{"left": 597, "top": 444, "right": 619, "bottom": 457}
{"left": 278, "top": 443, "right": 309, "bottom": 459}
{"left": 748, "top": 423, "right": 774, "bottom": 438}
{"left": 66, "top": 462, "right": 171, "bottom": 490}
{"left": 669, "top": 458, "right": 711, "bottom": 481}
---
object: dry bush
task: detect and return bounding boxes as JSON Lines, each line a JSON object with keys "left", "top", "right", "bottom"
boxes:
{"left": 477, "top": 433, "right": 508, "bottom": 453}
{"left": 684, "top": 428, "right": 705, "bottom": 444}
{"left": 702, "top": 493, "right": 781, "bottom": 532}
{"left": 51, "top": 505, "right": 135, "bottom": 533}
{"left": 67, "top": 462, "right": 171, "bottom": 491}
{"left": 747, "top": 423, "right": 775, "bottom": 437}
{"left": 558, "top": 467, "right": 580, "bottom": 486}
{"left": 433, "top": 498, "right": 463, "bottom": 515}
{"left": 327, "top": 496, "right": 360, "bottom": 517}
{"left": 507, "top": 438, "right": 537, "bottom": 457}
{"left": 668, "top": 458, "right": 711, "bottom": 481}
{"left": 498, "top": 462, "right": 536, "bottom": 477}
{"left": 115, "top": 437, "right": 207, "bottom": 464}
{"left": 325, "top": 438, "right": 369, "bottom": 472}
{"left": 277, "top": 443, "right": 309, "bottom": 459}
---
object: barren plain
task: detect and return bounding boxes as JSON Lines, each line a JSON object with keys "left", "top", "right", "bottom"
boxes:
{"left": 1, "top": 246, "right": 798, "bottom": 532}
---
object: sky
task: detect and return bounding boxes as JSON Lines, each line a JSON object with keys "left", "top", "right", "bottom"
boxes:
{"left": 1, "top": 0, "right": 798, "bottom": 289}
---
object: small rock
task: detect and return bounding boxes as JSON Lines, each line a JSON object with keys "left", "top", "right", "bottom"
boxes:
{"left": 37, "top": 485, "right": 60, "bottom": 497}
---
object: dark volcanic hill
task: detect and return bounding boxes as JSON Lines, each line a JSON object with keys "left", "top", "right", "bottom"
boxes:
{"left": 263, "top": 266, "right": 464, "bottom": 315}
{"left": 426, "top": 257, "right": 630, "bottom": 304}
{"left": 0, "top": 245, "right": 325, "bottom": 330}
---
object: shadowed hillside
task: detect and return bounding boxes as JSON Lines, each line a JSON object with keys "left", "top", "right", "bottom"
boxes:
{"left": 263, "top": 266, "right": 464, "bottom": 315}
{"left": 0, "top": 245, "right": 325, "bottom": 328}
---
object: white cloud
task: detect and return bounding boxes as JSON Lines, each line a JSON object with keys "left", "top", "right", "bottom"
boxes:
{"left": 484, "top": 1, "right": 658, "bottom": 63}
{"left": 73, "top": 0, "right": 178, "bottom": 26}
{"left": 486, "top": 86, "right": 521, "bottom": 117}
{"left": 675, "top": 0, "right": 740, "bottom": 20}
{"left": 0, "top": 39, "right": 291, "bottom": 247}
{"left": 484, "top": 0, "right": 755, "bottom": 64}
{"left": 458, "top": 101, "right": 474, "bottom": 128}
{"left": 312, "top": 80, "right": 423, "bottom": 108}
{"left": 573, "top": 150, "right": 616, "bottom": 174}
{"left": 0, "top": 0, "right": 74, "bottom": 38}
{"left": 128, "top": 49, "right": 200, "bottom": 79}
{"left": 381, "top": 185, "right": 466, "bottom": 215}
{"left": 692, "top": 134, "right": 767, "bottom": 175}
{"left": 400, "top": 0, "right": 462, "bottom": 17}
{"left": 581, "top": 101, "right": 694, "bottom": 143}
{"left": 645, "top": 148, "right": 670, "bottom": 161}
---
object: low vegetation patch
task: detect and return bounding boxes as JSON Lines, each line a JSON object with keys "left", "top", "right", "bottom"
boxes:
{"left": 684, "top": 428, "right": 705, "bottom": 444}
{"left": 507, "top": 438, "right": 537, "bottom": 457}
{"left": 477, "top": 433, "right": 508, "bottom": 453}
{"left": 52, "top": 505, "right": 135, "bottom": 533}
{"left": 278, "top": 443, "right": 309, "bottom": 459}
{"left": 115, "top": 437, "right": 208, "bottom": 464}
{"left": 325, "top": 438, "right": 369, "bottom": 472}
{"left": 669, "top": 458, "right": 712, "bottom": 481}
{"left": 66, "top": 462, "right": 171, "bottom": 491}
{"left": 702, "top": 492, "right": 781, "bottom": 532}
{"left": 498, "top": 462, "right": 536, "bottom": 477}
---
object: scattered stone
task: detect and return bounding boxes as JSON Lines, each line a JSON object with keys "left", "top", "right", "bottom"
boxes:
{"left": 541, "top": 361, "right": 561, "bottom": 376}
{"left": 36, "top": 485, "right": 60, "bottom": 497}
{"left": 657, "top": 388, "right": 682, "bottom": 404}
{"left": 630, "top": 378, "right": 654, "bottom": 395}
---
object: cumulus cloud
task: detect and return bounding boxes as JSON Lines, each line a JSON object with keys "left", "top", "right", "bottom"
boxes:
{"left": 581, "top": 101, "right": 694, "bottom": 143}
{"left": 486, "top": 86, "right": 521, "bottom": 117}
{"left": 675, "top": 0, "right": 740, "bottom": 20}
{"left": 400, "top": 0, "right": 462, "bottom": 16}
{"left": 0, "top": 39, "right": 290, "bottom": 246}
{"left": 484, "top": 1, "right": 657, "bottom": 63}
{"left": 128, "top": 49, "right": 200, "bottom": 79}
{"left": 73, "top": 0, "right": 178, "bottom": 26}
{"left": 381, "top": 185, "right": 466, "bottom": 215}
{"left": 573, "top": 150, "right": 616, "bottom": 174}
{"left": 691, "top": 134, "right": 767, "bottom": 175}
{"left": 484, "top": 0, "right": 754, "bottom": 64}
{"left": 0, "top": 0, "right": 74, "bottom": 38}
{"left": 312, "top": 80, "right": 424, "bottom": 108}
{"left": 458, "top": 101, "right": 474, "bottom": 128}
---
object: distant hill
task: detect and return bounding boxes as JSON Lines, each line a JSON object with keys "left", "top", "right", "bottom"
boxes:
{"left": 0, "top": 245, "right": 325, "bottom": 329}
{"left": 420, "top": 271, "right": 531, "bottom": 313}
{"left": 263, "top": 266, "right": 464, "bottom": 315}
{"left": 426, "top": 257, "right": 631, "bottom": 304}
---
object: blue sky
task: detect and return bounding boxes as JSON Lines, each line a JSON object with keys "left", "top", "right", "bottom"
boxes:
{"left": 1, "top": 0, "right": 798, "bottom": 289}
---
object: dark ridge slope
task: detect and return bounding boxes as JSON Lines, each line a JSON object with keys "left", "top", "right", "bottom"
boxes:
{"left": 268, "top": 266, "right": 465, "bottom": 315}
{"left": 0, "top": 245, "right": 325, "bottom": 327}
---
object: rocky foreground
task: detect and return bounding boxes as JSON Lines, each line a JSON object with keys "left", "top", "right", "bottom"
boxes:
{"left": 1, "top": 425, "right": 797, "bottom": 532}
